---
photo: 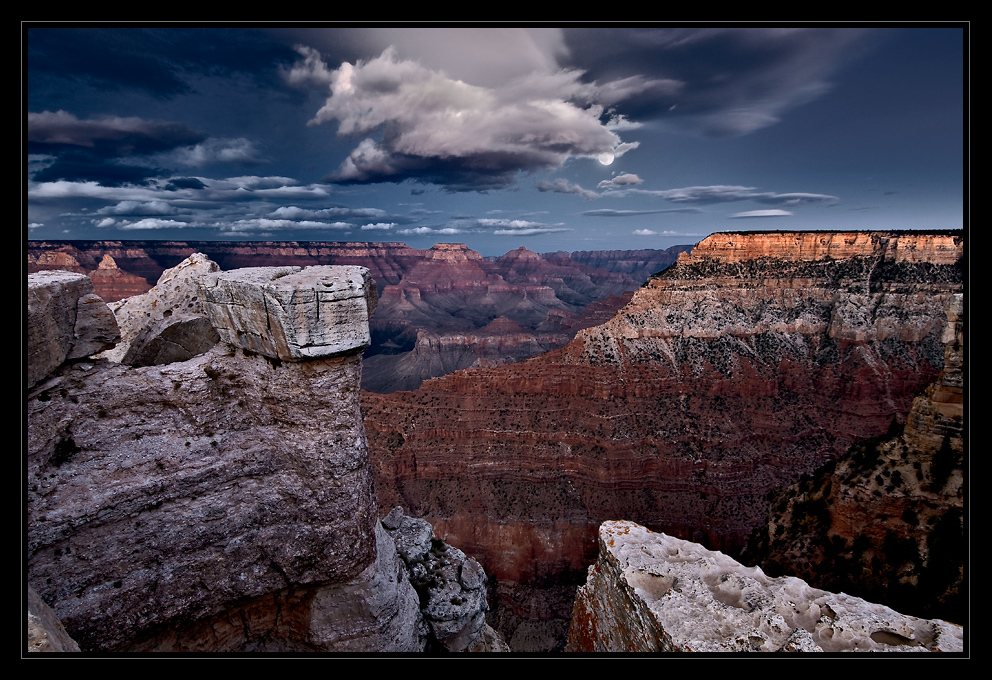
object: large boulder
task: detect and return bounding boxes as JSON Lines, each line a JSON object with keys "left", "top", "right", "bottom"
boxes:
{"left": 198, "top": 265, "right": 378, "bottom": 362}
{"left": 27, "top": 271, "right": 119, "bottom": 387}
{"left": 101, "top": 252, "right": 222, "bottom": 367}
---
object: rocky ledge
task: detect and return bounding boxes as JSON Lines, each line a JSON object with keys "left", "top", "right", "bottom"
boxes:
{"left": 567, "top": 520, "right": 963, "bottom": 653}
{"left": 26, "top": 262, "right": 499, "bottom": 653}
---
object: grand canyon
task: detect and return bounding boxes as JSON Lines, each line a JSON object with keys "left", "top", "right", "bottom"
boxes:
{"left": 25, "top": 230, "right": 965, "bottom": 653}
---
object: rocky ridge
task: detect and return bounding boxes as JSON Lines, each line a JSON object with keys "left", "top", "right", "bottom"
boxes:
{"left": 362, "top": 230, "right": 964, "bottom": 648}
{"left": 566, "top": 520, "right": 963, "bottom": 652}
{"left": 26, "top": 263, "right": 501, "bottom": 653}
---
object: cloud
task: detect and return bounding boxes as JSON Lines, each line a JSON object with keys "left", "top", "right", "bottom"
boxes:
{"left": 536, "top": 178, "right": 599, "bottom": 200}
{"left": 597, "top": 173, "right": 643, "bottom": 189}
{"left": 290, "top": 46, "right": 654, "bottom": 190}
{"left": 115, "top": 218, "right": 190, "bottom": 231}
{"left": 170, "top": 138, "right": 265, "bottom": 166}
{"left": 729, "top": 209, "right": 793, "bottom": 218}
{"left": 28, "top": 110, "right": 205, "bottom": 155}
{"left": 604, "top": 185, "right": 838, "bottom": 205}
{"left": 28, "top": 110, "right": 208, "bottom": 186}
{"left": 271, "top": 205, "right": 387, "bottom": 220}
{"left": 583, "top": 208, "right": 702, "bottom": 216}
{"left": 95, "top": 200, "right": 181, "bottom": 216}
{"left": 360, "top": 222, "right": 395, "bottom": 230}
{"left": 633, "top": 229, "right": 657, "bottom": 235}
{"left": 560, "top": 27, "right": 874, "bottom": 137}
{"left": 218, "top": 218, "right": 352, "bottom": 233}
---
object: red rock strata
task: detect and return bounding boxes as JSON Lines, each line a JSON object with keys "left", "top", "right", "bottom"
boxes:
{"left": 362, "top": 231, "right": 964, "bottom": 592}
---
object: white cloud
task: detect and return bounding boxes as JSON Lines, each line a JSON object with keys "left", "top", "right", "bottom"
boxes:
{"left": 598, "top": 173, "right": 643, "bottom": 189}
{"left": 536, "top": 178, "right": 599, "bottom": 200}
{"left": 117, "top": 218, "right": 189, "bottom": 230}
{"left": 293, "top": 46, "right": 653, "bottom": 189}
{"left": 633, "top": 229, "right": 657, "bottom": 235}
{"left": 96, "top": 200, "right": 179, "bottom": 216}
{"left": 729, "top": 209, "right": 793, "bottom": 218}
{"left": 171, "top": 138, "right": 264, "bottom": 167}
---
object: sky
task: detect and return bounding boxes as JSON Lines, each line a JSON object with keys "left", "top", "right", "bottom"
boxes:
{"left": 24, "top": 25, "right": 966, "bottom": 256}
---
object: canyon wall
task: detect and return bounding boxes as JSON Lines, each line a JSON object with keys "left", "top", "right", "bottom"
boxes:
{"left": 362, "top": 230, "right": 964, "bottom": 645}
{"left": 566, "top": 521, "right": 963, "bottom": 652}
{"left": 25, "top": 263, "right": 501, "bottom": 652}
{"left": 745, "top": 292, "right": 965, "bottom": 623}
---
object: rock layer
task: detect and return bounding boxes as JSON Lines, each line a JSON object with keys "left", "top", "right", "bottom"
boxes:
{"left": 745, "top": 292, "right": 965, "bottom": 623}
{"left": 566, "top": 520, "right": 963, "bottom": 652}
{"left": 363, "top": 231, "right": 964, "bottom": 646}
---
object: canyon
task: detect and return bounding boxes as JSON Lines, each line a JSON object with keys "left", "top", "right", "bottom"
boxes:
{"left": 25, "top": 230, "right": 966, "bottom": 653}
{"left": 27, "top": 240, "right": 690, "bottom": 392}
{"left": 362, "top": 230, "right": 964, "bottom": 648}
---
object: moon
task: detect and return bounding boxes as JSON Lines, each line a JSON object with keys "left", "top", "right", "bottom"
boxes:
{"left": 598, "top": 152, "right": 615, "bottom": 166}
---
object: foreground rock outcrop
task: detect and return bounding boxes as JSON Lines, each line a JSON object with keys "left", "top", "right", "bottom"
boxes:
{"left": 26, "top": 265, "right": 499, "bottom": 653}
{"left": 26, "top": 271, "right": 119, "bottom": 387}
{"left": 363, "top": 230, "right": 963, "bottom": 647}
{"left": 100, "top": 253, "right": 221, "bottom": 366}
{"left": 567, "top": 521, "right": 963, "bottom": 652}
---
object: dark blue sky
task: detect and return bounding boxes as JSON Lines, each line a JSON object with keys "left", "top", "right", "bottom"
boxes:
{"left": 25, "top": 25, "right": 966, "bottom": 256}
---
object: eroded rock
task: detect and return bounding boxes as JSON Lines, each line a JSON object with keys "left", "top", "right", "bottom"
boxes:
{"left": 198, "top": 265, "right": 377, "bottom": 361}
{"left": 381, "top": 507, "right": 506, "bottom": 652}
{"left": 27, "top": 271, "right": 119, "bottom": 386}
{"left": 101, "top": 252, "right": 221, "bottom": 366}
{"left": 566, "top": 520, "right": 963, "bottom": 653}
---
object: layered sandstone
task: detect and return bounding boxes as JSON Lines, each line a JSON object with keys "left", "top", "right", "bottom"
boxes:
{"left": 26, "top": 271, "right": 120, "bottom": 387}
{"left": 363, "top": 230, "right": 964, "bottom": 647}
{"left": 566, "top": 521, "right": 963, "bottom": 652}
{"left": 745, "top": 293, "right": 965, "bottom": 623}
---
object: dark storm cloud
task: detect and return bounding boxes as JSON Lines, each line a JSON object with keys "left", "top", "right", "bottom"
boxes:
{"left": 560, "top": 27, "right": 874, "bottom": 137}
{"left": 28, "top": 110, "right": 206, "bottom": 156}
{"left": 27, "top": 27, "right": 301, "bottom": 99}
{"left": 31, "top": 150, "right": 169, "bottom": 186}
{"left": 28, "top": 110, "right": 207, "bottom": 186}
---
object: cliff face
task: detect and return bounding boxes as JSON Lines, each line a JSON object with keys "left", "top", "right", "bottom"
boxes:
{"left": 566, "top": 521, "right": 963, "bottom": 652}
{"left": 26, "top": 264, "right": 502, "bottom": 653}
{"left": 363, "top": 231, "right": 963, "bottom": 644}
{"left": 745, "top": 293, "right": 965, "bottom": 623}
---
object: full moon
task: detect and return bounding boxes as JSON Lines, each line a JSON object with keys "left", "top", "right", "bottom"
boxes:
{"left": 598, "top": 152, "right": 615, "bottom": 166}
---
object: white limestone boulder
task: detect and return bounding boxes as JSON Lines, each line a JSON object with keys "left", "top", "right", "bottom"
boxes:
{"left": 198, "top": 265, "right": 378, "bottom": 361}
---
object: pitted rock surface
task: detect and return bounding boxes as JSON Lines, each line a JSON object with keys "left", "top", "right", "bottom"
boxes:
{"left": 567, "top": 520, "right": 963, "bottom": 653}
